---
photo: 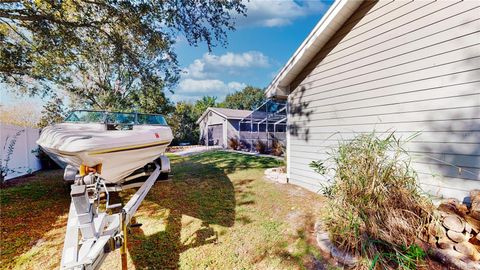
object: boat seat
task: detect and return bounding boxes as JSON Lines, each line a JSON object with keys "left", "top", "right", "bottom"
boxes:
{"left": 106, "top": 124, "right": 133, "bottom": 131}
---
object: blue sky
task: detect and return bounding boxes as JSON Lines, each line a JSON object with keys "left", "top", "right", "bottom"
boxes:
{"left": 1, "top": 0, "right": 333, "bottom": 106}
{"left": 169, "top": 0, "right": 333, "bottom": 102}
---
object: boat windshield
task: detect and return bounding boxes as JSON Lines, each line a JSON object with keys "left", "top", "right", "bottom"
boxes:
{"left": 65, "top": 110, "right": 168, "bottom": 125}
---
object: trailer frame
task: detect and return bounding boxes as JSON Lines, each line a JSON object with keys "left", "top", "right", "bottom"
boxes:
{"left": 60, "top": 156, "right": 170, "bottom": 270}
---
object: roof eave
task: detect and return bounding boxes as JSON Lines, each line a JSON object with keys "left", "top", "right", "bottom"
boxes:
{"left": 265, "top": 0, "right": 363, "bottom": 98}
{"left": 196, "top": 107, "right": 215, "bottom": 124}
{"left": 196, "top": 107, "right": 252, "bottom": 124}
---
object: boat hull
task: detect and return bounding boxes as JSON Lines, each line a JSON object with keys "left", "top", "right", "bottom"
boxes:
{"left": 37, "top": 123, "right": 173, "bottom": 184}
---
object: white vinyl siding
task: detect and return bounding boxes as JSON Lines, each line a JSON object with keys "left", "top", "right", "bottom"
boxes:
{"left": 199, "top": 110, "right": 226, "bottom": 147}
{"left": 198, "top": 111, "right": 244, "bottom": 148}
{"left": 287, "top": 0, "right": 480, "bottom": 200}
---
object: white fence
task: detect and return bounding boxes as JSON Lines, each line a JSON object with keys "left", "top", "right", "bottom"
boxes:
{"left": 0, "top": 123, "right": 42, "bottom": 180}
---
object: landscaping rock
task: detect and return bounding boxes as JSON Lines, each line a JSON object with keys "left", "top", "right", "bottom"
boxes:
{"left": 443, "top": 215, "right": 465, "bottom": 232}
{"left": 429, "top": 222, "right": 446, "bottom": 238}
{"left": 470, "top": 234, "right": 480, "bottom": 246}
{"left": 470, "top": 190, "right": 480, "bottom": 220}
{"left": 454, "top": 242, "right": 480, "bottom": 261}
{"left": 264, "top": 168, "right": 288, "bottom": 184}
{"left": 439, "top": 199, "right": 467, "bottom": 216}
{"left": 438, "top": 201, "right": 455, "bottom": 213}
{"left": 315, "top": 231, "right": 332, "bottom": 257}
{"left": 457, "top": 203, "right": 469, "bottom": 216}
{"left": 466, "top": 215, "right": 480, "bottom": 233}
{"left": 454, "top": 242, "right": 475, "bottom": 256}
{"left": 437, "top": 237, "right": 454, "bottom": 250}
{"left": 447, "top": 230, "right": 468, "bottom": 243}
{"left": 433, "top": 198, "right": 480, "bottom": 265}
{"left": 430, "top": 248, "right": 480, "bottom": 270}
{"left": 314, "top": 221, "right": 359, "bottom": 268}
{"left": 330, "top": 245, "right": 358, "bottom": 267}
{"left": 466, "top": 222, "right": 473, "bottom": 234}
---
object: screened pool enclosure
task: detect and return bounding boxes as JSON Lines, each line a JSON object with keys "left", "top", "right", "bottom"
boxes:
{"left": 238, "top": 99, "right": 287, "bottom": 152}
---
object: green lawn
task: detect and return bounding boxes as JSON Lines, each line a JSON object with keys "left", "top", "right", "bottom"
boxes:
{"left": 1, "top": 151, "right": 331, "bottom": 270}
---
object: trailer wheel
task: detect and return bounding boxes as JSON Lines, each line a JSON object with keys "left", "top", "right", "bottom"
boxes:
{"left": 158, "top": 172, "right": 169, "bottom": 181}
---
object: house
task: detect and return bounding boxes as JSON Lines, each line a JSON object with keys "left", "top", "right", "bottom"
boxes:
{"left": 265, "top": 0, "right": 480, "bottom": 200}
{"left": 196, "top": 107, "right": 252, "bottom": 148}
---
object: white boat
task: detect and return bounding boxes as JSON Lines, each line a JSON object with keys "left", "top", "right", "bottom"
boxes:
{"left": 37, "top": 110, "right": 173, "bottom": 184}
{"left": 39, "top": 111, "right": 174, "bottom": 269}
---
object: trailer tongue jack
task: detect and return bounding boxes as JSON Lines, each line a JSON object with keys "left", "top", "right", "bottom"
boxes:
{"left": 61, "top": 156, "right": 170, "bottom": 270}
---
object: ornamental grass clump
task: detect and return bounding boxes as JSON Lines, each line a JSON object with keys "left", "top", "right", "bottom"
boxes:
{"left": 255, "top": 139, "right": 267, "bottom": 154}
{"left": 271, "top": 138, "right": 284, "bottom": 156}
{"left": 228, "top": 137, "right": 240, "bottom": 150}
{"left": 311, "top": 133, "right": 434, "bottom": 269}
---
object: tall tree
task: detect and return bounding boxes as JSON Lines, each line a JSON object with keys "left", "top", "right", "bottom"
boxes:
{"left": 221, "top": 86, "right": 265, "bottom": 110}
{"left": 133, "top": 85, "right": 175, "bottom": 115}
{"left": 37, "top": 93, "right": 67, "bottom": 128}
{"left": 63, "top": 45, "right": 175, "bottom": 114}
{"left": 193, "top": 96, "right": 217, "bottom": 119}
{"left": 0, "top": 0, "right": 246, "bottom": 107}
{"left": 168, "top": 102, "right": 198, "bottom": 145}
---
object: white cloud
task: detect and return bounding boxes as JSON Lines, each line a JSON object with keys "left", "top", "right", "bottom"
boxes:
{"left": 226, "top": 81, "right": 246, "bottom": 90}
{"left": 178, "top": 79, "right": 226, "bottom": 94}
{"left": 184, "top": 59, "right": 206, "bottom": 79}
{"left": 172, "top": 79, "right": 246, "bottom": 102}
{"left": 174, "top": 50, "right": 269, "bottom": 102}
{"left": 183, "top": 51, "right": 269, "bottom": 79}
{"left": 203, "top": 51, "right": 269, "bottom": 68}
{"left": 236, "top": 0, "right": 327, "bottom": 27}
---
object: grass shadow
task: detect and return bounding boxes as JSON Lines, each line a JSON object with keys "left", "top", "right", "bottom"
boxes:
{"left": 127, "top": 152, "right": 237, "bottom": 269}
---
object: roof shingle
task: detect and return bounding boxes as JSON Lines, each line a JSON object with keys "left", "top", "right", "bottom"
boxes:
{"left": 210, "top": 107, "right": 252, "bottom": 119}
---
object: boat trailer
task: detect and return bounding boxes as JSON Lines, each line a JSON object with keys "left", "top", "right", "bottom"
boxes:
{"left": 60, "top": 156, "right": 170, "bottom": 270}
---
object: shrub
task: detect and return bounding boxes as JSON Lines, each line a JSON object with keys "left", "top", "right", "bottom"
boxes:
{"left": 228, "top": 137, "right": 240, "bottom": 150}
{"left": 255, "top": 140, "right": 267, "bottom": 154}
{"left": 271, "top": 139, "right": 284, "bottom": 156}
{"left": 311, "top": 133, "right": 433, "bottom": 269}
